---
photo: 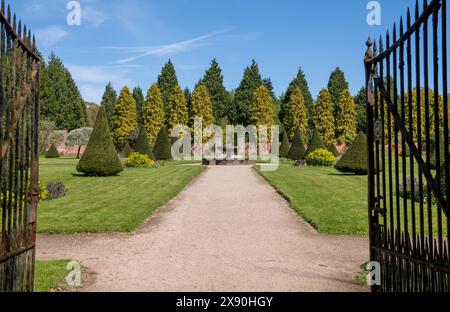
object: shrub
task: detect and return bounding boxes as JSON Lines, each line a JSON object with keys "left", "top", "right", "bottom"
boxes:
{"left": 39, "top": 183, "right": 50, "bottom": 201}
{"left": 288, "top": 128, "right": 306, "bottom": 160}
{"left": 327, "top": 143, "right": 339, "bottom": 157}
{"left": 120, "top": 143, "right": 133, "bottom": 159}
{"left": 46, "top": 182, "right": 67, "bottom": 199}
{"left": 153, "top": 127, "right": 172, "bottom": 160}
{"left": 306, "top": 149, "right": 336, "bottom": 166}
{"left": 335, "top": 132, "right": 368, "bottom": 175}
{"left": 279, "top": 131, "right": 290, "bottom": 158}
{"left": 305, "top": 129, "right": 326, "bottom": 157}
{"left": 399, "top": 178, "right": 427, "bottom": 203}
{"left": 45, "top": 144, "right": 60, "bottom": 159}
{"left": 76, "top": 106, "right": 124, "bottom": 176}
{"left": 66, "top": 127, "right": 93, "bottom": 158}
{"left": 125, "top": 153, "right": 155, "bottom": 168}
{"left": 134, "top": 125, "right": 154, "bottom": 159}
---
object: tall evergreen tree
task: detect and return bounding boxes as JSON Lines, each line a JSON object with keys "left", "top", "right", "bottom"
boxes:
{"left": 354, "top": 87, "right": 367, "bottom": 133}
{"left": 112, "top": 86, "right": 137, "bottom": 146}
{"left": 184, "top": 87, "right": 192, "bottom": 112}
{"left": 133, "top": 86, "right": 145, "bottom": 126}
{"left": 262, "top": 77, "right": 276, "bottom": 100}
{"left": 40, "top": 53, "right": 87, "bottom": 130}
{"left": 405, "top": 88, "right": 445, "bottom": 141}
{"left": 232, "top": 60, "right": 263, "bottom": 125}
{"left": 249, "top": 85, "right": 275, "bottom": 140}
{"left": 327, "top": 67, "right": 349, "bottom": 115}
{"left": 100, "top": 82, "right": 117, "bottom": 131}
{"left": 143, "top": 84, "right": 165, "bottom": 143}
{"left": 313, "top": 89, "right": 335, "bottom": 146}
{"left": 335, "top": 89, "right": 357, "bottom": 143}
{"left": 198, "top": 59, "right": 229, "bottom": 121}
{"left": 189, "top": 85, "right": 215, "bottom": 135}
{"left": 284, "top": 87, "right": 308, "bottom": 141}
{"left": 168, "top": 85, "right": 189, "bottom": 135}
{"left": 157, "top": 60, "right": 179, "bottom": 116}
{"left": 281, "top": 67, "right": 314, "bottom": 130}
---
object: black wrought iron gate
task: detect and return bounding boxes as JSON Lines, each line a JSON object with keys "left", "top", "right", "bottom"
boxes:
{"left": 0, "top": 1, "right": 40, "bottom": 292}
{"left": 365, "top": 0, "right": 449, "bottom": 292}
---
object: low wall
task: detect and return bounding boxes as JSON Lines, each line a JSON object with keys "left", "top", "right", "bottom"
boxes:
{"left": 202, "top": 159, "right": 257, "bottom": 166}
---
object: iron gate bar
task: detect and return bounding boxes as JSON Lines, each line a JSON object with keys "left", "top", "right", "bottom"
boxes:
{"left": 369, "top": 0, "right": 440, "bottom": 64}
{"left": 443, "top": 0, "right": 450, "bottom": 251}
{"left": 372, "top": 77, "right": 449, "bottom": 218}
{"left": 365, "top": 0, "right": 449, "bottom": 292}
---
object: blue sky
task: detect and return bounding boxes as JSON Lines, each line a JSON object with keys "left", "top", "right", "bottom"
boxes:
{"left": 11, "top": 0, "right": 444, "bottom": 103}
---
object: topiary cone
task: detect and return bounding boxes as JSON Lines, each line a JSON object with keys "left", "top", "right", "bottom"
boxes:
{"left": 77, "top": 106, "right": 123, "bottom": 176}
{"left": 279, "top": 131, "right": 290, "bottom": 158}
{"left": 120, "top": 143, "right": 133, "bottom": 159}
{"left": 288, "top": 128, "right": 306, "bottom": 160}
{"left": 327, "top": 142, "right": 339, "bottom": 157}
{"left": 153, "top": 127, "right": 172, "bottom": 160}
{"left": 134, "top": 125, "right": 155, "bottom": 160}
{"left": 335, "top": 131, "right": 368, "bottom": 175}
{"left": 46, "top": 144, "right": 60, "bottom": 159}
{"left": 305, "top": 129, "right": 326, "bottom": 157}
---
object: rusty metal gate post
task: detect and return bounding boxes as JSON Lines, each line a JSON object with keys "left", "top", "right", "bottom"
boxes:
{"left": 0, "top": 0, "right": 40, "bottom": 292}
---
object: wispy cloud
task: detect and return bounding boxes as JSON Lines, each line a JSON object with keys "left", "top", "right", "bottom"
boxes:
{"left": 35, "top": 26, "right": 69, "bottom": 46}
{"left": 105, "top": 29, "right": 232, "bottom": 64}
{"left": 83, "top": 6, "right": 108, "bottom": 27}
{"left": 67, "top": 64, "right": 139, "bottom": 102}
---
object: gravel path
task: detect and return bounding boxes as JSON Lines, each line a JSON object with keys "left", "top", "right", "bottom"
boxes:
{"left": 37, "top": 166, "right": 369, "bottom": 292}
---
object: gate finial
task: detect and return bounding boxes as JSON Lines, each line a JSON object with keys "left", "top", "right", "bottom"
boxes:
{"left": 365, "top": 37, "right": 374, "bottom": 62}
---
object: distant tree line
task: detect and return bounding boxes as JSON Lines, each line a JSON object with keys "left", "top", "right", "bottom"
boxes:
{"left": 40, "top": 53, "right": 447, "bottom": 155}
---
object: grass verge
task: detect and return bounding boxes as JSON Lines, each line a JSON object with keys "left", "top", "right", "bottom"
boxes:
{"left": 34, "top": 260, "right": 70, "bottom": 292}
{"left": 38, "top": 158, "right": 205, "bottom": 234}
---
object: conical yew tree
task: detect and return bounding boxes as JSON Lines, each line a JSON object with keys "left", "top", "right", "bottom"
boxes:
{"left": 305, "top": 129, "right": 326, "bottom": 157}
{"left": 279, "top": 131, "right": 290, "bottom": 158}
{"left": 335, "top": 132, "right": 368, "bottom": 175}
{"left": 134, "top": 125, "right": 154, "bottom": 159}
{"left": 46, "top": 144, "right": 60, "bottom": 158}
{"left": 288, "top": 128, "right": 306, "bottom": 160}
{"left": 77, "top": 106, "right": 123, "bottom": 176}
{"left": 327, "top": 142, "right": 339, "bottom": 157}
{"left": 120, "top": 143, "right": 133, "bottom": 159}
{"left": 153, "top": 127, "right": 172, "bottom": 160}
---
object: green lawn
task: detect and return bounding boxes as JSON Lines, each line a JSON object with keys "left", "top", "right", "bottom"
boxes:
{"left": 256, "top": 164, "right": 447, "bottom": 236}
{"left": 38, "top": 158, "right": 205, "bottom": 234}
{"left": 256, "top": 165, "right": 369, "bottom": 235}
{"left": 34, "top": 260, "right": 70, "bottom": 292}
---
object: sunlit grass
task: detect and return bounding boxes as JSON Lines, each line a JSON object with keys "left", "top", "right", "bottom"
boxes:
{"left": 256, "top": 164, "right": 448, "bottom": 236}
{"left": 37, "top": 158, "right": 205, "bottom": 234}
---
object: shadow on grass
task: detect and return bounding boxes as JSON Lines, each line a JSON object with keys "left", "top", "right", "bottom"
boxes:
{"left": 327, "top": 173, "right": 366, "bottom": 177}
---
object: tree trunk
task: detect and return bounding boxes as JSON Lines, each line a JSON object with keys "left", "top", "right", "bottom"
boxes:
{"left": 77, "top": 145, "right": 82, "bottom": 159}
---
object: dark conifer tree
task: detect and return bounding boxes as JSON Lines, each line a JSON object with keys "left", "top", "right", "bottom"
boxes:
{"left": 133, "top": 86, "right": 145, "bottom": 126}
{"left": 232, "top": 60, "right": 262, "bottom": 125}
{"left": 100, "top": 82, "right": 117, "bottom": 131}
{"left": 198, "top": 59, "right": 229, "bottom": 121}
{"left": 40, "top": 53, "right": 87, "bottom": 130}
{"left": 157, "top": 60, "right": 179, "bottom": 115}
